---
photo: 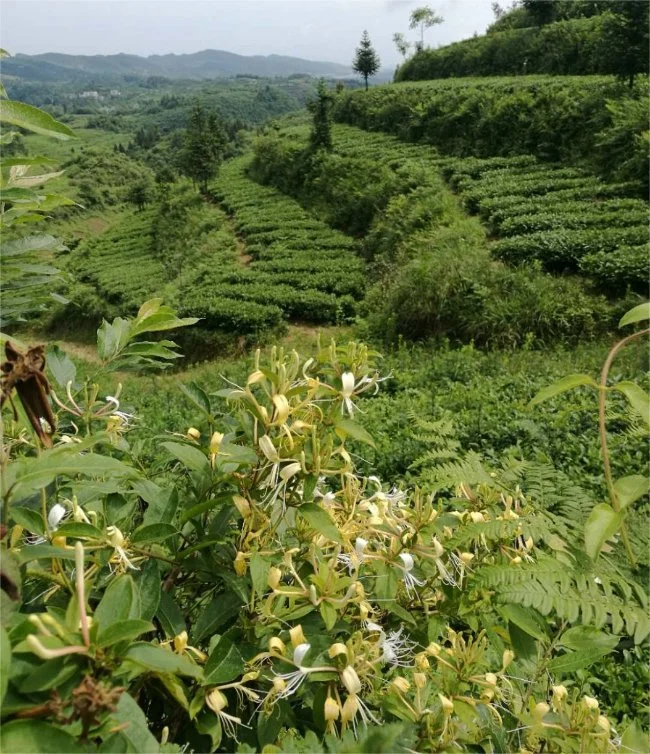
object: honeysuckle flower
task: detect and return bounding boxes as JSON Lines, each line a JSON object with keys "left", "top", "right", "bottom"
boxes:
{"left": 106, "top": 525, "right": 139, "bottom": 572}
{"left": 324, "top": 696, "right": 341, "bottom": 732}
{"left": 501, "top": 649, "right": 515, "bottom": 671}
{"left": 341, "top": 692, "right": 380, "bottom": 733}
{"left": 439, "top": 694, "right": 454, "bottom": 716}
{"left": 209, "top": 431, "right": 224, "bottom": 467}
{"left": 338, "top": 537, "right": 368, "bottom": 574}
{"left": 398, "top": 552, "right": 426, "bottom": 596}
{"left": 26, "top": 503, "right": 68, "bottom": 545}
{"left": 271, "top": 643, "right": 312, "bottom": 699}
{"left": 186, "top": 427, "right": 201, "bottom": 441}
{"left": 341, "top": 665, "right": 362, "bottom": 695}
{"left": 340, "top": 372, "right": 357, "bottom": 416}
{"left": 379, "top": 627, "right": 416, "bottom": 667}
{"left": 170, "top": 630, "right": 207, "bottom": 662}
{"left": 551, "top": 684, "right": 568, "bottom": 711}
{"left": 271, "top": 394, "right": 291, "bottom": 425}
{"left": 206, "top": 688, "right": 246, "bottom": 740}
{"left": 582, "top": 695, "right": 599, "bottom": 712}
{"left": 597, "top": 715, "right": 610, "bottom": 733}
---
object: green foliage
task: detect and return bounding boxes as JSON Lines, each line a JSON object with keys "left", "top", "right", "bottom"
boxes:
{"left": 309, "top": 80, "right": 333, "bottom": 152}
{"left": 352, "top": 31, "right": 381, "bottom": 90}
{"left": 2, "top": 318, "right": 646, "bottom": 751}
{"left": 181, "top": 101, "right": 228, "bottom": 191}
{"left": 396, "top": 9, "right": 648, "bottom": 81}
{"left": 333, "top": 75, "right": 648, "bottom": 174}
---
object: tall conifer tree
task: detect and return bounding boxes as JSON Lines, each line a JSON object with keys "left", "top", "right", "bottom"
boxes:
{"left": 353, "top": 30, "right": 380, "bottom": 90}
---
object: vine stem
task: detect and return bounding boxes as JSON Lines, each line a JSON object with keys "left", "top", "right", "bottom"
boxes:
{"left": 598, "top": 327, "right": 649, "bottom": 569}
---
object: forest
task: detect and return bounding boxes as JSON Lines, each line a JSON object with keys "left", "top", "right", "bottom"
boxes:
{"left": 0, "top": 1, "right": 648, "bottom": 752}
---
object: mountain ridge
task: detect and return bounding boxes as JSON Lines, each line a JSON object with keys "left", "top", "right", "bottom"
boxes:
{"left": 1, "top": 49, "right": 356, "bottom": 81}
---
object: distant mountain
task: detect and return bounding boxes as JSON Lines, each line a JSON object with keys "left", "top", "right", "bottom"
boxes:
{"left": 1, "top": 49, "right": 355, "bottom": 81}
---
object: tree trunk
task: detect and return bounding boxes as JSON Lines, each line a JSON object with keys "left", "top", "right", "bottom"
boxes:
{"left": 364, "top": 74, "right": 368, "bottom": 91}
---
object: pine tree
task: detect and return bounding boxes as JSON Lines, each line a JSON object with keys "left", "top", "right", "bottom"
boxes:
{"left": 309, "top": 79, "right": 333, "bottom": 151}
{"left": 181, "top": 102, "right": 227, "bottom": 192}
{"left": 352, "top": 30, "right": 380, "bottom": 91}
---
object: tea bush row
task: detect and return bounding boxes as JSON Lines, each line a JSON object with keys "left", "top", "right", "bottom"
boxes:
{"left": 441, "top": 157, "right": 649, "bottom": 293}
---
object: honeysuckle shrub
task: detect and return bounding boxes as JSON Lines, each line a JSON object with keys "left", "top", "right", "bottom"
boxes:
{"left": 1, "top": 301, "right": 648, "bottom": 753}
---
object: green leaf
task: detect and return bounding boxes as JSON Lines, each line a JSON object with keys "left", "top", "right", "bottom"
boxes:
{"left": 0, "top": 625, "right": 11, "bottom": 703}
{"left": 385, "top": 600, "right": 417, "bottom": 626}
{"left": 97, "top": 316, "right": 131, "bottom": 362}
{"left": 94, "top": 575, "right": 140, "bottom": 631}
{"left": 111, "top": 692, "right": 160, "bottom": 754}
{"left": 7, "top": 449, "right": 137, "bottom": 502}
{"left": 161, "top": 441, "right": 209, "bottom": 473}
{"left": 333, "top": 418, "right": 376, "bottom": 448}
{"left": 155, "top": 672, "right": 189, "bottom": 710}
{"left": 614, "top": 475, "right": 650, "bottom": 511}
{"left": 0, "top": 100, "right": 76, "bottom": 140}
{"left": 319, "top": 601, "right": 337, "bottom": 630}
{"left": 500, "top": 604, "right": 548, "bottom": 642}
{"left": 204, "top": 636, "right": 244, "bottom": 685}
{"left": 196, "top": 709, "right": 222, "bottom": 750}
{"left": 584, "top": 503, "right": 622, "bottom": 560}
{"left": 97, "top": 619, "right": 154, "bottom": 648}
{"left": 16, "top": 545, "right": 78, "bottom": 564}
{"left": 46, "top": 345, "right": 76, "bottom": 388}
{"left": 156, "top": 591, "right": 186, "bottom": 638}
{"left": 249, "top": 553, "right": 272, "bottom": 595}
{"left": 192, "top": 592, "right": 242, "bottom": 643}
{"left": 19, "top": 656, "right": 80, "bottom": 693}
{"left": 615, "top": 382, "right": 650, "bottom": 426}
{"left": 548, "top": 647, "right": 612, "bottom": 674}
{"left": 529, "top": 374, "right": 597, "bottom": 406}
{"left": 54, "top": 522, "right": 103, "bottom": 539}
{"left": 558, "top": 625, "right": 619, "bottom": 653}
{"left": 124, "top": 643, "right": 203, "bottom": 679}
{"left": 620, "top": 721, "right": 650, "bottom": 753}
{"left": 10, "top": 506, "right": 44, "bottom": 535}
{"left": 619, "top": 302, "right": 650, "bottom": 328}
{"left": 298, "top": 503, "right": 343, "bottom": 544}
{"left": 180, "top": 381, "right": 212, "bottom": 416}
{"left": 135, "top": 559, "right": 161, "bottom": 621}
{"left": 131, "top": 523, "right": 177, "bottom": 545}
{"left": 1, "top": 720, "right": 86, "bottom": 753}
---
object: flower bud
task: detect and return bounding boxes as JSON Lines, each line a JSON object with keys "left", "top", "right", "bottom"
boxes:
{"left": 233, "top": 495, "right": 251, "bottom": 519}
{"left": 289, "top": 625, "right": 307, "bottom": 648}
{"left": 413, "top": 672, "right": 427, "bottom": 689}
{"left": 551, "top": 684, "right": 568, "bottom": 710}
{"left": 533, "top": 702, "right": 550, "bottom": 721}
{"left": 234, "top": 551, "right": 247, "bottom": 577}
{"left": 439, "top": 694, "right": 454, "bottom": 715}
{"left": 597, "top": 715, "right": 610, "bottom": 733}
{"left": 106, "top": 526, "right": 124, "bottom": 548}
{"left": 415, "top": 652, "right": 430, "bottom": 670}
{"left": 426, "top": 642, "right": 441, "bottom": 656}
{"left": 341, "top": 665, "right": 362, "bottom": 695}
{"left": 272, "top": 394, "right": 291, "bottom": 425}
{"left": 267, "top": 567, "right": 282, "bottom": 590}
{"left": 209, "top": 431, "right": 224, "bottom": 456}
{"left": 391, "top": 677, "right": 410, "bottom": 694}
{"left": 51, "top": 535, "right": 67, "bottom": 549}
{"left": 328, "top": 643, "right": 348, "bottom": 660}
{"left": 268, "top": 637, "right": 285, "bottom": 655}
{"left": 324, "top": 697, "right": 341, "bottom": 722}
{"left": 341, "top": 694, "right": 359, "bottom": 724}
{"left": 432, "top": 538, "right": 444, "bottom": 558}
{"left": 502, "top": 649, "right": 515, "bottom": 670}
{"left": 206, "top": 688, "right": 227, "bottom": 713}
{"left": 582, "top": 695, "right": 599, "bottom": 712}
{"left": 186, "top": 427, "right": 201, "bottom": 441}
{"left": 173, "top": 631, "right": 188, "bottom": 653}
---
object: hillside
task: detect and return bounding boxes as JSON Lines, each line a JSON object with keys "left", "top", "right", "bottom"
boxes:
{"left": 1, "top": 48, "right": 354, "bottom": 81}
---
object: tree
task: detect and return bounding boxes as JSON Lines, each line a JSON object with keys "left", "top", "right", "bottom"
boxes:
{"left": 601, "top": 1, "right": 650, "bottom": 88}
{"left": 309, "top": 79, "right": 333, "bottom": 151}
{"left": 181, "top": 101, "right": 227, "bottom": 192}
{"left": 393, "top": 32, "right": 412, "bottom": 59}
{"left": 126, "top": 176, "right": 155, "bottom": 211}
{"left": 353, "top": 30, "right": 381, "bottom": 90}
{"left": 409, "top": 6, "right": 444, "bottom": 50}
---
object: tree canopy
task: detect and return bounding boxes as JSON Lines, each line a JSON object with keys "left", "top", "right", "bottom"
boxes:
{"left": 352, "top": 30, "right": 381, "bottom": 90}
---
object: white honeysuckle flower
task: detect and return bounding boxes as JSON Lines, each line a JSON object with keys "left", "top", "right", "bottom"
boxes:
{"left": 48, "top": 503, "right": 67, "bottom": 530}
{"left": 338, "top": 537, "right": 368, "bottom": 574}
{"left": 258, "top": 435, "right": 280, "bottom": 464}
{"left": 380, "top": 627, "right": 416, "bottom": 667}
{"left": 341, "top": 371, "right": 356, "bottom": 415}
{"left": 398, "top": 552, "right": 426, "bottom": 597}
{"left": 106, "top": 526, "right": 139, "bottom": 572}
{"left": 271, "top": 643, "right": 312, "bottom": 699}
{"left": 105, "top": 395, "right": 120, "bottom": 409}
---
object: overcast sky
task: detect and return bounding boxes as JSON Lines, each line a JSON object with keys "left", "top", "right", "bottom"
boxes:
{"left": 1, "top": 0, "right": 496, "bottom": 68}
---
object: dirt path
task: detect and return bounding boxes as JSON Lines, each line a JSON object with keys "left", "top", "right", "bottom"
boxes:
{"left": 203, "top": 193, "right": 251, "bottom": 266}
